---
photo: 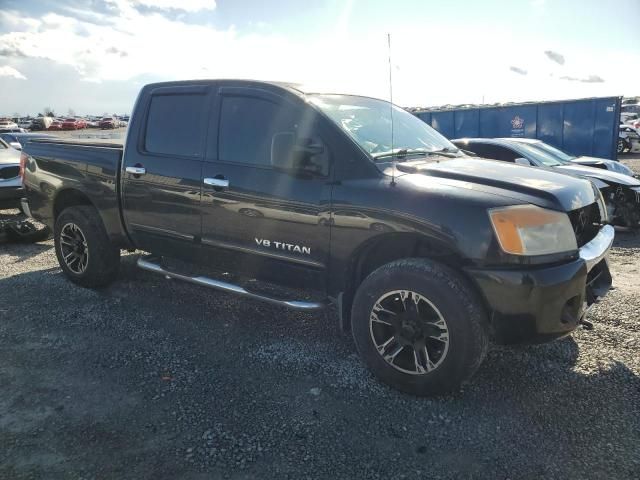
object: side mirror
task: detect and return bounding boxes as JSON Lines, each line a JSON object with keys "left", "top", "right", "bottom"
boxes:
{"left": 271, "top": 132, "right": 296, "bottom": 170}
{"left": 514, "top": 157, "right": 532, "bottom": 166}
{"left": 271, "top": 132, "right": 326, "bottom": 173}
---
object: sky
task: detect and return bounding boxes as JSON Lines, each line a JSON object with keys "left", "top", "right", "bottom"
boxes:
{"left": 0, "top": 0, "right": 639, "bottom": 116}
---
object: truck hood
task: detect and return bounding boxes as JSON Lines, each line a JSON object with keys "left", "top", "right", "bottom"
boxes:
{"left": 0, "top": 147, "right": 21, "bottom": 165}
{"left": 569, "top": 156, "right": 636, "bottom": 178}
{"left": 555, "top": 163, "right": 640, "bottom": 187}
{"left": 395, "top": 158, "right": 596, "bottom": 212}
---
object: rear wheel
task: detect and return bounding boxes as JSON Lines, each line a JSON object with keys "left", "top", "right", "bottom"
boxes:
{"left": 239, "top": 208, "right": 263, "bottom": 218}
{"left": 54, "top": 205, "right": 120, "bottom": 288}
{"left": 351, "top": 258, "right": 488, "bottom": 396}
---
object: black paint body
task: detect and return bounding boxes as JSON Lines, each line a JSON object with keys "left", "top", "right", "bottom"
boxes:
{"left": 22, "top": 80, "right": 612, "bottom": 343}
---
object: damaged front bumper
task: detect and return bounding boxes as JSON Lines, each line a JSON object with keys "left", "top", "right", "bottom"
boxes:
{"left": 465, "top": 225, "right": 614, "bottom": 344}
{"left": 609, "top": 186, "right": 640, "bottom": 227}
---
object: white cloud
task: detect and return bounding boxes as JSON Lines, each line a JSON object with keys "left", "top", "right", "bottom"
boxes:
{"left": 133, "top": 0, "right": 216, "bottom": 11}
{"left": 0, "top": 65, "right": 26, "bottom": 79}
{"left": 0, "top": 4, "right": 638, "bottom": 110}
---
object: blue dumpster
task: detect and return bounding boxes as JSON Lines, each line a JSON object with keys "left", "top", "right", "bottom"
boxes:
{"left": 414, "top": 97, "right": 622, "bottom": 160}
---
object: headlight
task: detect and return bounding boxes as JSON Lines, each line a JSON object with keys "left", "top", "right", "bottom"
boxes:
{"left": 610, "top": 162, "right": 635, "bottom": 177}
{"left": 596, "top": 189, "right": 609, "bottom": 222}
{"left": 488, "top": 205, "right": 577, "bottom": 255}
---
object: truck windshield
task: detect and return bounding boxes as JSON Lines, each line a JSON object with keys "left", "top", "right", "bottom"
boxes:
{"left": 308, "top": 94, "right": 459, "bottom": 160}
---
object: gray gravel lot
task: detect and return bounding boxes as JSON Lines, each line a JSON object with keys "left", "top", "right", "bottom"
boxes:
{"left": 0, "top": 155, "right": 639, "bottom": 479}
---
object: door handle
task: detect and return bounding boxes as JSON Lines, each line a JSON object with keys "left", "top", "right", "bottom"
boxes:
{"left": 126, "top": 166, "right": 146, "bottom": 175}
{"left": 204, "top": 177, "right": 229, "bottom": 189}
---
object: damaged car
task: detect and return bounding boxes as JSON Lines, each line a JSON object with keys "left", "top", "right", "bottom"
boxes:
{"left": 452, "top": 137, "right": 640, "bottom": 228}
{"left": 619, "top": 124, "right": 640, "bottom": 154}
{"left": 0, "top": 138, "right": 23, "bottom": 210}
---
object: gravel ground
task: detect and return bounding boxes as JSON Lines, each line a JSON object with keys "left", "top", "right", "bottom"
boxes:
{"left": 0, "top": 156, "right": 639, "bottom": 480}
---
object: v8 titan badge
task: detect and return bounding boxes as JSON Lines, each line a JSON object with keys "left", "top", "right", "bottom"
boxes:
{"left": 255, "top": 238, "right": 311, "bottom": 255}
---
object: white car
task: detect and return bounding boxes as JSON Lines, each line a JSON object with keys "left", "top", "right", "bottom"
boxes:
{"left": 0, "top": 138, "right": 23, "bottom": 210}
{"left": 621, "top": 103, "right": 640, "bottom": 116}
{"left": 621, "top": 113, "right": 640, "bottom": 131}
{"left": 619, "top": 124, "right": 640, "bottom": 154}
{"left": 0, "top": 119, "right": 18, "bottom": 130}
{"left": 18, "top": 120, "right": 32, "bottom": 130}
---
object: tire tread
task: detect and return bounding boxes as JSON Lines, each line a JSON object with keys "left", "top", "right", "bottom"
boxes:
{"left": 54, "top": 205, "right": 120, "bottom": 288}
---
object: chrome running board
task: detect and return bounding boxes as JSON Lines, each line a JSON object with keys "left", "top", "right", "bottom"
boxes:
{"left": 137, "top": 255, "right": 328, "bottom": 311}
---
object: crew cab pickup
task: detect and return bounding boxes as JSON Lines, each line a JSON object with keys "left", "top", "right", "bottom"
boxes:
{"left": 21, "top": 80, "right": 614, "bottom": 396}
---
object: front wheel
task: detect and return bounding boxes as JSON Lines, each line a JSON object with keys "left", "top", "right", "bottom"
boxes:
{"left": 351, "top": 258, "right": 488, "bottom": 396}
{"left": 617, "top": 139, "right": 629, "bottom": 154}
{"left": 54, "top": 205, "right": 120, "bottom": 288}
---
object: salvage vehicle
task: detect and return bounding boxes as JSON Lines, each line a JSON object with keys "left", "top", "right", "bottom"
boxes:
{"left": 619, "top": 124, "right": 640, "bottom": 154}
{"left": 48, "top": 120, "right": 63, "bottom": 131}
{"left": 31, "top": 117, "right": 53, "bottom": 131}
{"left": 621, "top": 103, "right": 640, "bottom": 116}
{"left": 0, "top": 118, "right": 18, "bottom": 130}
{"left": 62, "top": 118, "right": 80, "bottom": 130}
{"left": 99, "top": 117, "right": 117, "bottom": 129}
{"left": 18, "top": 120, "right": 33, "bottom": 130}
{"left": 453, "top": 137, "right": 640, "bottom": 228}
{"left": 21, "top": 80, "right": 614, "bottom": 396}
{"left": 0, "top": 138, "right": 23, "bottom": 210}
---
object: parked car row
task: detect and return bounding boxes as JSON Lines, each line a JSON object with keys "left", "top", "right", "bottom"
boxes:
{"left": 4, "top": 115, "right": 129, "bottom": 132}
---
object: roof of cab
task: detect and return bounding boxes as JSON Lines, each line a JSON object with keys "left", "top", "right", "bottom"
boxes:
{"left": 143, "top": 79, "right": 307, "bottom": 96}
{"left": 141, "top": 79, "right": 385, "bottom": 100}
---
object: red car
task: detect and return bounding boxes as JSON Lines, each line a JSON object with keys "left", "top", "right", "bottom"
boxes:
{"left": 99, "top": 117, "right": 116, "bottom": 129}
{"left": 61, "top": 118, "right": 87, "bottom": 130}
{"left": 62, "top": 118, "right": 79, "bottom": 130}
{"left": 48, "top": 120, "right": 63, "bottom": 131}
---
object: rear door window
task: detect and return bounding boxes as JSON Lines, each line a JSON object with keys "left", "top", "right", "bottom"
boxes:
{"left": 145, "top": 93, "right": 208, "bottom": 157}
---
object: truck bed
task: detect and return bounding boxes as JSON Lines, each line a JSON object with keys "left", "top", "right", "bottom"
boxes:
{"left": 28, "top": 137, "right": 124, "bottom": 149}
{"left": 23, "top": 138, "right": 129, "bottom": 246}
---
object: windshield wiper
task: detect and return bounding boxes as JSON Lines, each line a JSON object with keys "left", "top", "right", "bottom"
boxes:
{"left": 429, "top": 147, "right": 460, "bottom": 157}
{"left": 372, "top": 147, "right": 461, "bottom": 162}
{"left": 372, "top": 148, "right": 433, "bottom": 161}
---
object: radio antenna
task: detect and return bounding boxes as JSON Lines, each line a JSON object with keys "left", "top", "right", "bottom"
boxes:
{"left": 387, "top": 33, "right": 396, "bottom": 186}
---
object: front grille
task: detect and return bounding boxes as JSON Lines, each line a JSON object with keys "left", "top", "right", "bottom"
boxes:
{"left": 0, "top": 166, "right": 20, "bottom": 180}
{"left": 568, "top": 202, "right": 601, "bottom": 247}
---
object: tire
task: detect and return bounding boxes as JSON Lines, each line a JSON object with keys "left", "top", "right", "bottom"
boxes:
{"left": 54, "top": 205, "right": 120, "bottom": 288}
{"left": 239, "top": 208, "right": 263, "bottom": 218}
{"left": 617, "top": 139, "right": 626, "bottom": 154}
{"left": 351, "top": 258, "right": 488, "bottom": 396}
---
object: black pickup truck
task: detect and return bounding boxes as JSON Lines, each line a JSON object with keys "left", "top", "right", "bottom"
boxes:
{"left": 21, "top": 80, "right": 614, "bottom": 396}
